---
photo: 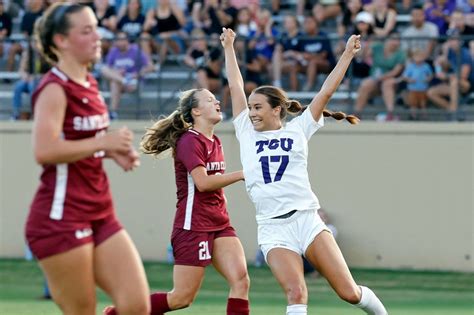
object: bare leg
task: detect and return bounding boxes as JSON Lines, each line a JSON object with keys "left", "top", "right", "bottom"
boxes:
{"left": 167, "top": 265, "right": 205, "bottom": 309}
{"left": 95, "top": 230, "right": 150, "bottom": 315}
{"left": 39, "top": 244, "right": 96, "bottom": 315}
{"left": 355, "top": 78, "right": 378, "bottom": 114}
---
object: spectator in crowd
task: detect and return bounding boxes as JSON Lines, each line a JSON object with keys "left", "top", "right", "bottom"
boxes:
{"left": 101, "top": 31, "right": 153, "bottom": 120}
{"left": 312, "top": 0, "right": 343, "bottom": 25}
{"left": 272, "top": 15, "right": 304, "bottom": 90}
{"left": 337, "top": 0, "right": 363, "bottom": 38}
{"left": 192, "top": 0, "right": 238, "bottom": 38}
{"left": 144, "top": 0, "right": 186, "bottom": 68}
{"left": 234, "top": 6, "right": 256, "bottom": 37}
{"left": 0, "top": 0, "right": 12, "bottom": 67}
{"left": 368, "top": 0, "right": 397, "bottom": 37}
{"left": 424, "top": 0, "right": 456, "bottom": 35}
{"left": 245, "top": 8, "right": 278, "bottom": 81}
{"left": 6, "top": 0, "right": 44, "bottom": 73}
{"left": 401, "top": 48, "right": 433, "bottom": 120}
{"left": 11, "top": 39, "right": 49, "bottom": 120}
{"left": 354, "top": 33, "right": 406, "bottom": 120}
{"left": 196, "top": 47, "right": 223, "bottom": 96}
{"left": 93, "top": 0, "right": 117, "bottom": 56}
{"left": 428, "top": 30, "right": 472, "bottom": 120}
{"left": 298, "top": 15, "right": 336, "bottom": 91}
{"left": 117, "top": 0, "right": 146, "bottom": 41}
{"left": 337, "top": 11, "right": 374, "bottom": 80}
{"left": 402, "top": 4, "right": 439, "bottom": 62}
{"left": 447, "top": 9, "right": 474, "bottom": 48}
{"left": 184, "top": 28, "right": 209, "bottom": 70}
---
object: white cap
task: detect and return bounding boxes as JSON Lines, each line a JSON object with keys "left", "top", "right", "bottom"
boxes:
{"left": 355, "top": 11, "right": 374, "bottom": 25}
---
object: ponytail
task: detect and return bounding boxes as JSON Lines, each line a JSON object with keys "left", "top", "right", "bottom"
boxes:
{"left": 140, "top": 110, "right": 191, "bottom": 157}
{"left": 323, "top": 109, "right": 360, "bottom": 125}
{"left": 140, "top": 88, "right": 203, "bottom": 157}
{"left": 286, "top": 100, "right": 303, "bottom": 115}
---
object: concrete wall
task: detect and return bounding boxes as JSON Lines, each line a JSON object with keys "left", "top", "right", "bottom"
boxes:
{"left": 0, "top": 121, "right": 473, "bottom": 272}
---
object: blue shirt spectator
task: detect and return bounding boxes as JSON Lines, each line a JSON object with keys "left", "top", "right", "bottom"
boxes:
{"left": 403, "top": 61, "right": 433, "bottom": 91}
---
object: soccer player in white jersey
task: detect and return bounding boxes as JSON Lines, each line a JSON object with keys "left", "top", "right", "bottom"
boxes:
{"left": 221, "top": 27, "right": 388, "bottom": 315}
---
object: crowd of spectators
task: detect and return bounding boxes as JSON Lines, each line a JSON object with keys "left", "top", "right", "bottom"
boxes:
{"left": 0, "top": 0, "right": 473, "bottom": 121}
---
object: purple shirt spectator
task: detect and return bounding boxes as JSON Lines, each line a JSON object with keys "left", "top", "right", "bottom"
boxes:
{"left": 106, "top": 43, "right": 149, "bottom": 75}
{"left": 424, "top": 0, "right": 456, "bottom": 35}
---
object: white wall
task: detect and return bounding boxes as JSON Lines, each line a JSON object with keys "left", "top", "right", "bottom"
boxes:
{"left": 1, "top": 121, "right": 473, "bottom": 271}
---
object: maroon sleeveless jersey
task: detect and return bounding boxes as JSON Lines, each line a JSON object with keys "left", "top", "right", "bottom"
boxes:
{"left": 173, "top": 129, "right": 230, "bottom": 231}
{"left": 29, "top": 67, "right": 113, "bottom": 221}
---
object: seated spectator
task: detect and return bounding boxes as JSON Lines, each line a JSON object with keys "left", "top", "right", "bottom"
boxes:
{"left": 0, "top": 0, "right": 12, "bottom": 65}
{"left": 368, "top": 0, "right": 397, "bottom": 37}
{"left": 272, "top": 15, "right": 304, "bottom": 90}
{"left": 192, "top": 0, "right": 238, "bottom": 38}
{"left": 93, "top": 0, "right": 117, "bottom": 56}
{"left": 6, "top": 0, "right": 44, "bottom": 74}
{"left": 143, "top": 0, "right": 186, "bottom": 68}
{"left": 337, "top": 11, "right": 374, "bottom": 80}
{"left": 311, "top": 0, "right": 343, "bottom": 25}
{"left": 402, "top": 5, "right": 439, "bottom": 62}
{"left": 196, "top": 46, "right": 223, "bottom": 95}
{"left": 424, "top": 0, "right": 456, "bottom": 35}
{"left": 100, "top": 31, "right": 153, "bottom": 120}
{"left": 247, "top": 8, "right": 278, "bottom": 76}
{"left": 337, "top": 0, "right": 363, "bottom": 38}
{"left": 235, "top": 6, "right": 257, "bottom": 37}
{"left": 401, "top": 49, "right": 433, "bottom": 120}
{"left": 447, "top": 9, "right": 474, "bottom": 48}
{"left": 11, "top": 39, "right": 49, "bottom": 120}
{"left": 183, "top": 28, "right": 209, "bottom": 70}
{"left": 117, "top": 0, "right": 146, "bottom": 41}
{"left": 427, "top": 31, "right": 472, "bottom": 120}
{"left": 354, "top": 33, "right": 406, "bottom": 121}
{"left": 297, "top": 15, "right": 336, "bottom": 91}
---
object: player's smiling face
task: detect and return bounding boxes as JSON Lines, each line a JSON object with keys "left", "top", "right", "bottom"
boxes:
{"left": 248, "top": 93, "right": 282, "bottom": 132}
{"left": 193, "top": 89, "right": 222, "bottom": 124}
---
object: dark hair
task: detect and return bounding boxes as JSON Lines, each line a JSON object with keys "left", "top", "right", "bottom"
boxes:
{"left": 34, "top": 3, "right": 86, "bottom": 65}
{"left": 252, "top": 85, "right": 359, "bottom": 124}
{"left": 141, "top": 89, "right": 203, "bottom": 157}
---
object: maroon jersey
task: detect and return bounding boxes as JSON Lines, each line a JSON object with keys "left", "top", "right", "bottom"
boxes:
{"left": 29, "top": 67, "right": 113, "bottom": 222}
{"left": 174, "top": 129, "right": 230, "bottom": 231}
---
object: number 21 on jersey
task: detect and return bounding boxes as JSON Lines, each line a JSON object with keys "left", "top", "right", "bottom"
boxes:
{"left": 198, "top": 241, "right": 211, "bottom": 260}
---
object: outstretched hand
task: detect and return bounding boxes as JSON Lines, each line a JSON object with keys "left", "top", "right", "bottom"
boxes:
{"left": 220, "top": 27, "right": 236, "bottom": 49}
{"left": 345, "top": 35, "right": 361, "bottom": 56}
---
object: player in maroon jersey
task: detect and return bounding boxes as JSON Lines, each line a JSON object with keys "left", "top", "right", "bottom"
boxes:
{"left": 25, "top": 3, "right": 150, "bottom": 315}
{"left": 104, "top": 88, "right": 250, "bottom": 315}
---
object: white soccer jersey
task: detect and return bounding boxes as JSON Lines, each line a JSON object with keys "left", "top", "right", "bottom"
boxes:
{"left": 233, "top": 107, "right": 324, "bottom": 223}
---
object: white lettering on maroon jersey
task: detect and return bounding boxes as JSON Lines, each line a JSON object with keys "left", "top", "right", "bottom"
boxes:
{"left": 73, "top": 113, "right": 110, "bottom": 131}
{"left": 206, "top": 161, "right": 226, "bottom": 171}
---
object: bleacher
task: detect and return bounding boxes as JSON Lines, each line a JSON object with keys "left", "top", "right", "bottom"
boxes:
{"left": 1, "top": 0, "right": 473, "bottom": 121}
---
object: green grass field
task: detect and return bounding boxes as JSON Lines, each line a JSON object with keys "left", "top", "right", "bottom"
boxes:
{"left": 0, "top": 259, "right": 473, "bottom": 314}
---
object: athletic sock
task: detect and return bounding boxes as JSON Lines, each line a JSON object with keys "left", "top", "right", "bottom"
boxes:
{"left": 150, "top": 292, "right": 171, "bottom": 314}
{"left": 286, "top": 304, "right": 307, "bottom": 315}
{"left": 356, "top": 286, "right": 388, "bottom": 315}
{"left": 226, "top": 297, "right": 249, "bottom": 315}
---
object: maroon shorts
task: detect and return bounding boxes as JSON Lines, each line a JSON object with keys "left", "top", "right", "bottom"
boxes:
{"left": 171, "top": 225, "right": 237, "bottom": 267}
{"left": 25, "top": 213, "right": 123, "bottom": 260}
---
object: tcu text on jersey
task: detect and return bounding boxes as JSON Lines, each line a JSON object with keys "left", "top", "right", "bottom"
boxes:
{"left": 255, "top": 138, "right": 294, "bottom": 154}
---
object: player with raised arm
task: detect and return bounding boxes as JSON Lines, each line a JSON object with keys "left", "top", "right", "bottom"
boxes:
{"left": 221, "top": 27, "right": 388, "bottom": 315}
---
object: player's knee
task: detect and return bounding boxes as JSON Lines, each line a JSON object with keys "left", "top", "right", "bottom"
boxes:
{"left": 230, "top": 272, "right": 250, "bottom": 295}
{"left": 337, "top": 286, "right": 361, "bottom": 304}
{"left": 285, "top": 284, "right": 307, "bottom": 304}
